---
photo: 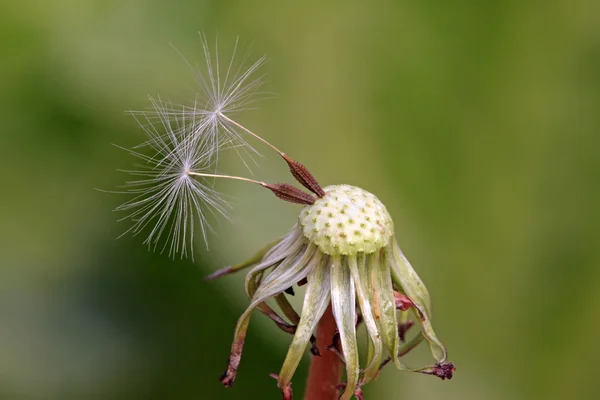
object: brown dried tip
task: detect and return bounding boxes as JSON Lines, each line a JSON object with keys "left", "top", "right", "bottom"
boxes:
{"left": 336, "top": 383, "right": 364, "bottom": 400}
{"left": 393, "top": 291, "right": 414, "bottom": 311}
{"left": 419, "top": 362, "right": 456, "bottom": 380}
{"left": 269, "top": 373, "right": 293, "bottom": 400}
{"left": 204, "top": 266, "right": 234, "bottom": 281}
{"left": 264, "top": 183, "right": 316, "bottom": 205}
{"left": 282, "top": 154, "right": 326, "bottom": 197}
{"left": 219, "top": 332, "right": 247, "bottom": 387}
{"left": 219, "top": 370, "right": 235, "bottom": 387}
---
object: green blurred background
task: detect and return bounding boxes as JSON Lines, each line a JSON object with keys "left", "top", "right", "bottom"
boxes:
{"left": 2, "top": 1, "right": 599, "bottom": 399}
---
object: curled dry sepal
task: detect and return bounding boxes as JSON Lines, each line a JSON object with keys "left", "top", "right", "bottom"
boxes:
{"left": 112, "top": 35, "right": 454, "bottom": 400}
{"left": 418, "top": 362, "right": 456, "bottom": 380}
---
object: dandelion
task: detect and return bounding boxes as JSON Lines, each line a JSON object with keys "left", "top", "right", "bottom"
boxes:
{"left": 213, "top": 185, "right": 454, "bottom": 400}
{"left": 112, "top": 36, "right": 454, "bottom": 400}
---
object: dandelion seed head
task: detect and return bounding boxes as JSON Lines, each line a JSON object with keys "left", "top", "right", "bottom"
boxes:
{"left": 300, "top": 185, "right": 393, "bottom": 255}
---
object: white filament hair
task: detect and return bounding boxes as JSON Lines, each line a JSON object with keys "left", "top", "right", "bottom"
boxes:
{"left": 115, "top": 97, "right": 231, "bottom": 260}
{"left": 134, "top": 33, "right": 269, "bottom": 172}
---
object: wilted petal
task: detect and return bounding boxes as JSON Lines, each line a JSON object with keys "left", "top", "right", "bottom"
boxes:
{"left": 244, "top": 226, "right": 306, "bottom": 297}
{"left": 367, "top": 252, "right": 401, "bottom": 368}
{"left": 253, "top": 244, "right": 318, "bottom": 299}
{"left": 389, "top": 241, "right": 447, "bottom": 362}
{"left": 348, "top": 254, "right": 383, "bottom": 384}
{"left": 389, "top": 240, "right": 431, "bottom": 313}
{"left": 331, "top": 256, "right": 359, "bottom": 400}
{"left": 278, "top": 253, "right": 329, "bottom": 386}
{"left": 274, "top": 293, "right": 300, "bottom": 325}
{"left": 221, "top": 245, "right": 317, "bottom": 386}
{"left": 244, "top": 254, "right": 302, "bottom": 334}
{"left": 250, "top": 290, "right": 298, "bottom": 335}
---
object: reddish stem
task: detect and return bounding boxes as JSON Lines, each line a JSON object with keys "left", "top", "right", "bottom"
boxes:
{"left": 304, "top": 304, "right": 342, "bottom": 400}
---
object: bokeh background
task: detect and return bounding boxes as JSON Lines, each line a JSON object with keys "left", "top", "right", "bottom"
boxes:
{"left": 2, "top": 1, "right": 599, "bottom": 399}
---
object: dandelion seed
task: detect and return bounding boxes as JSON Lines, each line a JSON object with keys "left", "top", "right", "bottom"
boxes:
{"left": 114, "top": 99, "right": 232, "bottom": 259}
{"left": 135, "top": 34, "right": 270, "bottom": 173}
{"left": 114, "top": 97, "right": 316, "bottom": 259}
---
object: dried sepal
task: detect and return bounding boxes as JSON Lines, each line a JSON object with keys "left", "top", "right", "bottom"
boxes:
{"left": 368, "top": 252, "right": 401, "bottom": 368}
{"left": 221, "top": 245, "right": 317, "bottom": 387}
{"left": 348, "top": 254, "right": 383, "bottom": 384}
{"left": 330, "top": 256, "right": 359, "bottom": 400}
{"left": 388, "top": 242, "right": 447, "bottom": 362}
{"left": 278, "top": 252, "right": 330, "bottom": 387}
{"left": 274, "top": 293, "right": 320, "bottom": 356}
